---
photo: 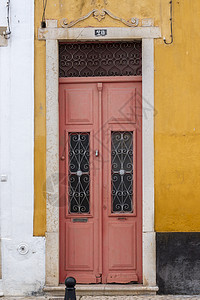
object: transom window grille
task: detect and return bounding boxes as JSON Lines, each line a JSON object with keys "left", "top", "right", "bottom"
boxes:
{"left": 59, "top": 41, "right": 142, "bottom": 78}
{"left": 68, "top": 133, "right": 90, "bottom": 214}
{"left": 111, "top": 131, "right": 133, "bottom": 213}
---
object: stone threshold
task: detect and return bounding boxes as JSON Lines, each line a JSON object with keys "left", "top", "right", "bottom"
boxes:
{"left": 44, "top": 284, "right": 158, "bottom": 296}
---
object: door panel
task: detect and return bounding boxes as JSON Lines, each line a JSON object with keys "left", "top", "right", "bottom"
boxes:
{"left": 108, "top": 222, "right": 136, "bottom": 269}
{"left": 102, "top": 82, "right": 142, "bottom": 283}
{"left": 59, "top": 78, "right": 142, "bottom": 284}
{"left": 65, "top": 89, "right": 94, "bottom": 124}
{"left": 107, "top": 88, "right": 136, "bottom": 123}
{"left": 66, "top": 223, "right": 94, "bottom": 270}
{"left": 59, "top": 82, "right": 100, "bottom": 283}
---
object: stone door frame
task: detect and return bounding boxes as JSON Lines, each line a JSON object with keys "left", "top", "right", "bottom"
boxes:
{"left": 38, "top": 20, "right": 161, "bottom": 287}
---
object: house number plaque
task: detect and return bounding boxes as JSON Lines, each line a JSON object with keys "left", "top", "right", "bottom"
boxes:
{"left": 95, "top": 29, "right": 107, "bottom": 36}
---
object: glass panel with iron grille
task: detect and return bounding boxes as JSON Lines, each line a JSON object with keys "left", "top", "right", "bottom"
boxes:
{"left": 111, "top": 131, "right": 133, "bottom": 213}
{"left": 68, "top": 133, "right": 90, "bottom": 214}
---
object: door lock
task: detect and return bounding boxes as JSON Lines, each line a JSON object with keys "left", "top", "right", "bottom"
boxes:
{"left": 95, "top": 150, "right": 99, "bottom": 157}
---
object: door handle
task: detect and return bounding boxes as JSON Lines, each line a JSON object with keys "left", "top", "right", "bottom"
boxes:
{"left": 95, "top": 150, "right": 99, "bottom": 157}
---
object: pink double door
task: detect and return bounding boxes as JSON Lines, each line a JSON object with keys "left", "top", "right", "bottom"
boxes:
{"left": 59, "top": 77, "right": 142, "bottom": 284}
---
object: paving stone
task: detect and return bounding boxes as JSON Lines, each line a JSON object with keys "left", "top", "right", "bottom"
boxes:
{"left": 82, "top": 296, "right": 193, "bottom": 299}
{"left": 2, "top": 296, "right": 200, "bottom": 300}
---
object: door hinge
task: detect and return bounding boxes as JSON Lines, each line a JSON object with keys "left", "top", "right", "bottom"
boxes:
{"left": 96, "top": 274, "right": 102, "bottom": 283}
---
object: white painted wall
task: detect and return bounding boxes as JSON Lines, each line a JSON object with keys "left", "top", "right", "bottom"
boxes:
{"left": 0, "top": 0, "right": 45, "bottom": 296}
{"left": 0, "top": 0, "right": 7, "bottom": 27}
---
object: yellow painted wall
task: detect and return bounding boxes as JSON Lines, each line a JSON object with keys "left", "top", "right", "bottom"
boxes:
{"left": 34, "top": 0, "right": 46, "bottom": 235}
{"left": 34, "top": 0, "right": 200, "bottom": 235}
{"left": 155, "top": 0, "right": 200, "bottom": 231}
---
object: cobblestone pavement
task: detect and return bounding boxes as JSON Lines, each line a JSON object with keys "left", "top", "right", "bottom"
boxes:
{"left": 78, "top": 296, "right": 200, "bottom": 300}
{"left": 79, "top": 297, "right": 200, "bottom": 300}
{"left": 76, "top": 297, "right": 200, "bottom": 300}
{"left": 2, "top": 296, "right": 200, "bottom": 300}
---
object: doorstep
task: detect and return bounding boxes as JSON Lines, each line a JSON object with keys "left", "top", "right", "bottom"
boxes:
{"left": 44, "top": 284, "right": 158, "bottom": 297}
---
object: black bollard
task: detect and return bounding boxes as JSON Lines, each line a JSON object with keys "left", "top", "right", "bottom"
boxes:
{"left": 64, "top": 277, "right": 76, "bottom": 300}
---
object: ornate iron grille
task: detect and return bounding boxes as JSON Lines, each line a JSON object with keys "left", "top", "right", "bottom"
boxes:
{"left": 111, "top": 131, "right": 133, "bottom": 213}
{"left": 59, "top": 42, "right": 142, "bottom": 77}
{"left": 68, "top": 133, "right": 90, "bottom": 214}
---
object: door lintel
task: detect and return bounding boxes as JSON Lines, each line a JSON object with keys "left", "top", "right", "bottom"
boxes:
{"left": 38, "top": 25, "right": 161, "bottom": 41}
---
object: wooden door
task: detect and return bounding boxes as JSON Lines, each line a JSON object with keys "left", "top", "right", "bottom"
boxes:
{"left": 59, "top": 77, "right": 142, "bottom": 284}
{"left": 59, "top": 82, "right": 101, "bottom": 283}
{"left": 102, "top": 81, "right": 142, "bottom": 283}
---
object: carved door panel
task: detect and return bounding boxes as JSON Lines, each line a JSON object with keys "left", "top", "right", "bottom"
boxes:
{"left": 59, "top": 78, "right": 142, "bottom": 284}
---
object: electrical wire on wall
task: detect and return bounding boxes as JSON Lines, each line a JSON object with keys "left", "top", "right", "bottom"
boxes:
{"left": 41, "top": 0, "right": 48, "bottom": 28}
{"left": 163, "top": 0, "right": 173, "bottom": 45}
{"left": 4, "top": 0, "right": 11, "bottom": 39}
